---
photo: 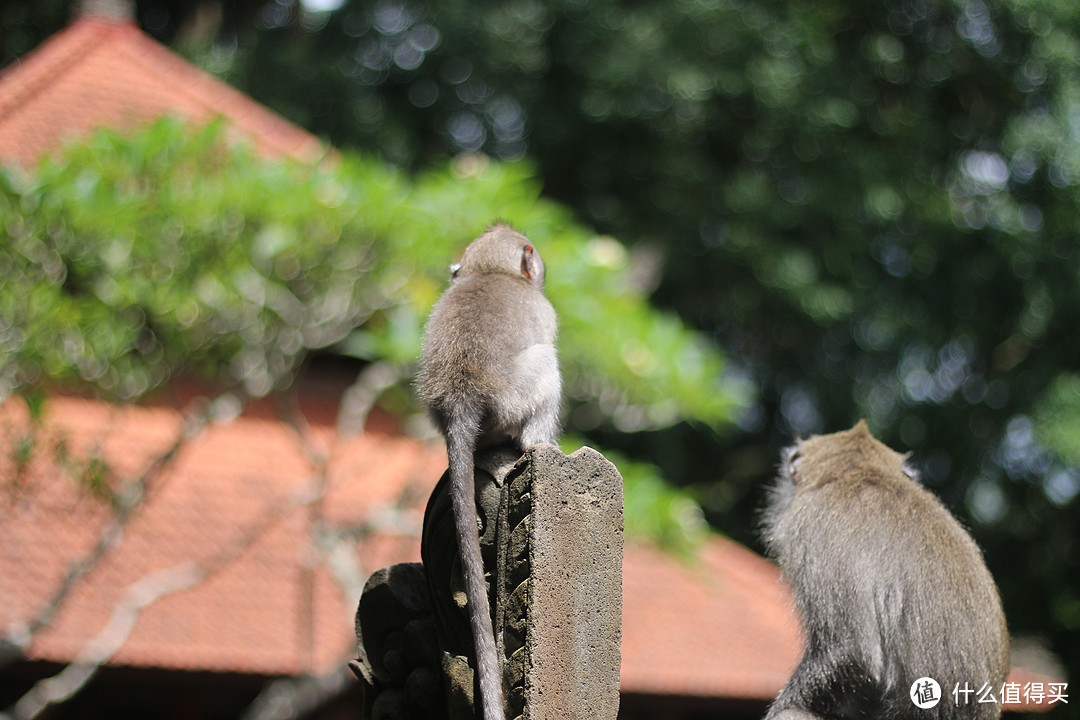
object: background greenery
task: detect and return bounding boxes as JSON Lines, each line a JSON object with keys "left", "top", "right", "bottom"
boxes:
{"left": 3, "top": 0, "right": 1079, "bottom": 711}
{"left": 0, "top": 118, "right": 732, "bottom": 548}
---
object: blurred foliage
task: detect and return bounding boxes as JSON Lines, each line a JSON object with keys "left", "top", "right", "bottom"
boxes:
{"left": 613, "top": 448, "right": 709, "bottom": 555}
{"left": 179, "top": 0, "right": 1077, "bottom": 693}
{"left": 0, "top": 117, "right": 735, "bottom": 546}
{"left": 1035, "top": 374, "right": 1080, "bottom": 468}
{"left": 5, "top": 0, "right": 1080, "bottom": 699}
{"left": 0, "top": 119, "right": 390, "bottom": 399}
{"left": 0, "top": 0, "right": 67, "bottom": 64}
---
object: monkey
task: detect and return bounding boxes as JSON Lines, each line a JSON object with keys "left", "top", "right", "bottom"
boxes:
{"left": 761, "top": 420, "right": 1009, "bottom": 720}
{"left": 416, "top": 223, "right": 561, "bottom": 720}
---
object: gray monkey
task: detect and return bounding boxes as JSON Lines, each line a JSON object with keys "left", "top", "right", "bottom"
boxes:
{"left": 417, "top": 224, "right": 561, "bottom": 720}
{"left": 762, "top": 420, "right": 1009, "bottom": 720}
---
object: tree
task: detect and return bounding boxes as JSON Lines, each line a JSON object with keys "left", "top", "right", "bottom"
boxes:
{"left": 0, "top": 115, "right": 731, "bottom": 539}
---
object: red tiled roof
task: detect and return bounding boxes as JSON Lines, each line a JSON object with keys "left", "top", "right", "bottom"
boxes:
{"left": 0, "top": 393, "right": 800, "bottom": 698}
{"left": 0, "top": 14, "right": 325, "bottom": 167}
{"left": 622, "top": 537, "right": 800, "bottom": 699}
{"left": 0, "top": 395, "right": 1057, "bottom": 712}
{"left": 0, "top": 395, "right": 446, "bottom": 676}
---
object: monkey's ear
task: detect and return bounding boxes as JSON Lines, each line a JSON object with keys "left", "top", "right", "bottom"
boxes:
{"left": 901, "top": 452, "right": 920, "bottom": 480}
{"left": 449, "top": 262, "right": 462, "bottom": 282}
{"left": 780, "top": 445, "right": 801, "bottom": 480}
{"left": 521, "top": 245, "right": 536, "bottom": 279}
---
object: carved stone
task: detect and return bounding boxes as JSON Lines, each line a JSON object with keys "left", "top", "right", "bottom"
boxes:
{"left": 353, "top": 445, "right": 623, "bottom": 720}
{"left": 350, "top": 563, "right": 445, "bottom": 719}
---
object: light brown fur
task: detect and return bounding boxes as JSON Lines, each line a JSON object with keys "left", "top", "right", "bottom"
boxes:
{"left": 762, "top": 421, "right": 1009, "bottom": 720}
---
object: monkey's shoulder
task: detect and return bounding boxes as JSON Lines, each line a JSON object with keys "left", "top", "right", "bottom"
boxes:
{"left": 777, "top": 469, "right": 961, "bottom": 532}
{"left": 433, "top": 274, "right": 555, "bottom": 337}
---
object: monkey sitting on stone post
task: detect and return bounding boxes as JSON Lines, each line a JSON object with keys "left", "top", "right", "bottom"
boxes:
{"left": 761, "top": 420, "right": 1009, "bottom": 720}
{"left": 416, "top": 223, "right": 562, "bottom": 720}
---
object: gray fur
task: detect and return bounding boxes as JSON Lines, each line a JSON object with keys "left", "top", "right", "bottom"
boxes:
{"left": 761, "top": 420, "right": 1009, "bottom": 720}
{"left": 417, "top": 224, "right": 561, "bottom": 720}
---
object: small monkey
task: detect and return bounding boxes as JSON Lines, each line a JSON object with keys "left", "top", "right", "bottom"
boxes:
{"left": 762, "top": 420, "right": 1009, "bottom": 720}
{"left": 417, "top": 224, "right": 561, "bottom": 720}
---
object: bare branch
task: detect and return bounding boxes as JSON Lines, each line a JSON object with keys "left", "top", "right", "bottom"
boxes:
{"left": 8, "top": 561, "right": 204, "bottom": 720}
{"left": 274, "top": 390, "right": 333, "bottom": 676}
{"left": 237, "top": 665, "right": 356, "bottom": 720}
{"left": 4, "top": 386, "right": 429, "bottom": 720}
{"left": 233, "top": 389, "right": 427, "bottom": 720}
{"left": 1, "top": 399, "right": 217, "bottom": 666}
{"left": 336, "top": 361, "right": 407, "bottom": 436}
{"left": 1, "top": 410, "right": 330, "bottom": 720}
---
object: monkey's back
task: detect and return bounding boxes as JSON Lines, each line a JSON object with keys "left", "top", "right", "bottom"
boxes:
{"left": 417, "top": 271, "right": 558, "bottom": 435}
{"left": 763, "top": 424, "right": 1009, "bottom": 719}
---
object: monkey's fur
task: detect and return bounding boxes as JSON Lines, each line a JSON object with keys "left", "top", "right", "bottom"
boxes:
{"left": 417, "top": 224, "right": 561, "bottom": 720}
{"left": 761, "top": 421, "right": 1009, "bottom": 720}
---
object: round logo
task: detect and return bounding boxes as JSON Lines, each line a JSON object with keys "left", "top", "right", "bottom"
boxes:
{"left": 910, "top": 677, "right": 942, "bottom": 709}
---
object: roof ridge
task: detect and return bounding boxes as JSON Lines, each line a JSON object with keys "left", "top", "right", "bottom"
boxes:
{"left": 0, "top": 14, "right": 324, "bottom": 166}
{"left": 105, "top": 26, "right": 324, "bottom": 158}
{"left": 0, "top": 17, "right": 134, "bottom": 123}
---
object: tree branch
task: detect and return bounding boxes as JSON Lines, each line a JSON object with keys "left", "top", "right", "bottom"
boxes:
{"left": 1, "top": 399, "right": 216, "bottom": 666}
{"left": 0, "top": 397, "right": 342, "bottom": 720}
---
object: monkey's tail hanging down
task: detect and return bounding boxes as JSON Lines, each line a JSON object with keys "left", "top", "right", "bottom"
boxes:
{"left": 445, "top": 404, "right": 506, "bottom": 720}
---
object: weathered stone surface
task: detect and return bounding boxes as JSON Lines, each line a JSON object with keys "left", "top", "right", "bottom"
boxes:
{"left": 517, "top": 445, "right": 623, "bottom": 720}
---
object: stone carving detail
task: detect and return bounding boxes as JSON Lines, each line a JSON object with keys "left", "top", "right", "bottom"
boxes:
{"left": 353, "top": 445, "right": 622, "bottom": 720}
{"left": 350, "top": 563, "right": 445, "bottom": 719}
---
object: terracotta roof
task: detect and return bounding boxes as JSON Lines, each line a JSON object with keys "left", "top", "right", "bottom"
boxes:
{"left": 622, "top": 536, "right": 800, "bottom": 699}
{"left": 0, "top": 393, "right": 800, "bottom": 698}
{"left": 0, "top": 14, "right": 325, "bottom": 166}
{"left": 2, "top": 394, "right": 1050, "bottom": 712}
{"left": 0, "top": 394, "right": 446, "bottom": 676}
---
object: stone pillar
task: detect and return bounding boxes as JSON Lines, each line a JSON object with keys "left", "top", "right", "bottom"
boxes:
{"left": 352, "top": 445, "right": 623, "bottom": 720}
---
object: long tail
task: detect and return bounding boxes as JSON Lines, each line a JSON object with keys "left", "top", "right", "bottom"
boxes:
{"left": 446, "top": 411, "right": 505, "bottom": 720}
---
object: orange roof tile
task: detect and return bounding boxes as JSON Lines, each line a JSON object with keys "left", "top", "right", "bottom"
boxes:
{"left": 0, "top": 14, "right": 325, "bottom": 167}
{"left": 0, "top": 393, "right": 801, "bottom": 698}
{"left": 622, "top": 537, "right": 800, "bottom": 699}
{"left": 0, "top": 395, "right": 446, "bottom": 676}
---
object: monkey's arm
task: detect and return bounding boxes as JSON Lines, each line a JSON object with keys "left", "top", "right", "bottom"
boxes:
{"left": 505, "top": 344, "right": 560, "bottom": 447}
{"left": 766, "top": 648, "right": 883, "bottom": 720}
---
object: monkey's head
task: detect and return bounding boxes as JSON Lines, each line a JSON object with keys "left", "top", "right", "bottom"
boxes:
{"left": 452, "top": 223, "right": 546, "bottom": 288}
{"left": 782, "top": 419, "right": 915, "bottom": 491}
